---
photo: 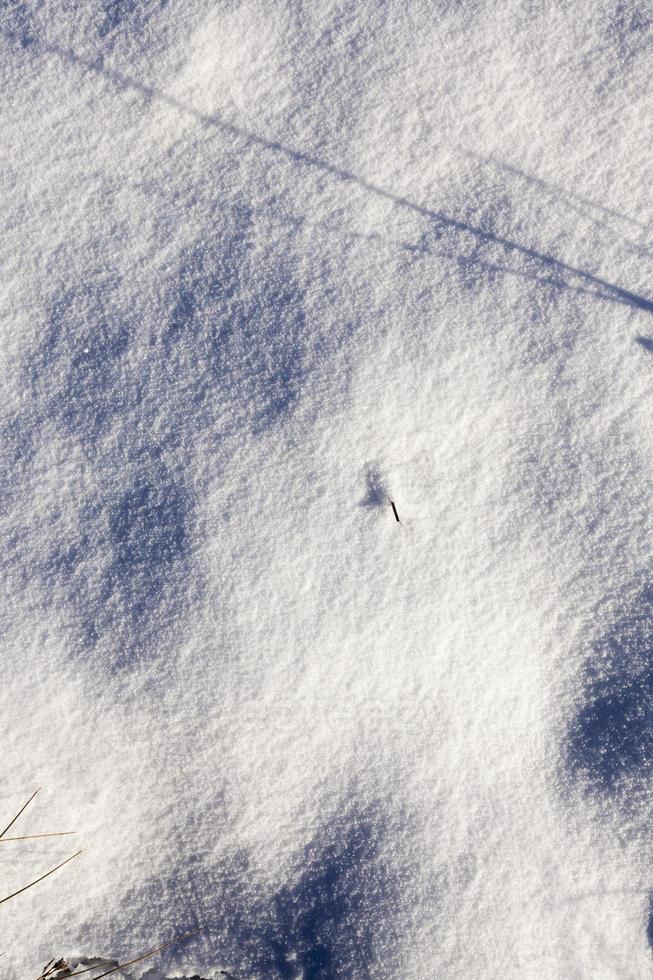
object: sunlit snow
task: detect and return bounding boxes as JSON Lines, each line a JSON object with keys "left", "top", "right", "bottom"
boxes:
{"left": 1, "top": 2, "right": 653, "bottom": 978}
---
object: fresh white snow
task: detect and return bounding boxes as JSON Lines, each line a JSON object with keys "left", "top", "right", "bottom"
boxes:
{"left": 1, "top": 1, "right": 653, "bottom": 977}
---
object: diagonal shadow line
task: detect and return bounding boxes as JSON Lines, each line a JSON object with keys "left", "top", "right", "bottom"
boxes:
{"left": 345, "top": 227, "right": 645, "bottom": 313}
{"left": 469, "top": 150, "right": 649, "bottom": 233}
{"left": 464, "top": 255, "right": 634, "bottom": 308}
{"left": 26, "top": 40, "right": 653, "bottom": 316}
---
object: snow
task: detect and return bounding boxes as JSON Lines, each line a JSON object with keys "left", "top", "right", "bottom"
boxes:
{"left": 1, "top": 1, "right": 653, "bottom": 977}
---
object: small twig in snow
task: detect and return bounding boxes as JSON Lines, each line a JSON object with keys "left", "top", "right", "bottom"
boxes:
{"left": 0, "top": 832, "right": 76, "bottom": 842}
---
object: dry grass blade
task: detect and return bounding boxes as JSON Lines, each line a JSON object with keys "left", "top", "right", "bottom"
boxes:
{"left": 0, "top": 850, "right": 82, "bottom": 905}
{"left": 36, "top": 958, "right": 70, "bottom": 980}
{"left": 0, "top": 832, "right": 76, "bottom": 842}
{"left": 35, "top": 958, "right": 61, "bottom": 980}
{"left": 0, "top": 787, "right": 40, "bottom": 839}
{"left": 60, "top": 929, "right": 202, "bottom": 978}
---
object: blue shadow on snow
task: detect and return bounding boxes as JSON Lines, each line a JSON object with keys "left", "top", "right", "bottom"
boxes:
{"left": 566, "top": 585, "right": 653, "bottom": 801}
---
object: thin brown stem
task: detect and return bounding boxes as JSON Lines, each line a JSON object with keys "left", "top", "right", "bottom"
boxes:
{"left": 0, "top": 850, "right": 82, "bottom": 905}
{"left": 60, "top": 929, "right": 202, "bottom": 978}
{"left": 35, "top": 959, "right": 57, "bottom": 980}
{"left": 0, "top": 787, "right": 40, "bottom": 839}
{"left": 0, "top": 832, "right": 76, "bottom": 842}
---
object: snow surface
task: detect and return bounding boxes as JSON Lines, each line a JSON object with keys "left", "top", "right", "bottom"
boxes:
{"left": 1, "top": 1, "right": 653, "bottom": 977}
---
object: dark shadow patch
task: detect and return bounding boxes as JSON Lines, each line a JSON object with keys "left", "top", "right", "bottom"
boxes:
{"left": 635, "top": 335, "right": 653, "bottom": 353}
{"left": 0, "top": 0, "right": 35, "bottom": 47}
{"left": 101, "top": 801, "right": 409, "bottom": 979}
{"left": 164, "top": 207, "right": 308, "bottom": 434}
{"left": 6, "top": 195, "right": 310, "bottom": 671}
{"left": 360, "top": 463, "right": 390, "bottom": 509}
{"left": 8, "top": 284, "right": 203, "bottom": 670}
{"left": 108, "top": 475, "right": 190, "bottom": 599}
{"left": 158, "top": 205, "right": 254, "bottom": 434}
{"left": 97, "top": 470, "right": 194, "bottom": 669}
{"left": 98, "top": 0, "right": 168, "bottom": 38}
{"left": 256, "top": 809, "right": 394, "bottom": 978}
{"left": 566, "top": 586, "right": 653, "bottom": 803}
{"left": 0, "top": 412, "right": 38, "bottom": 512}
{"left": 594, "top": 2, "right": 653, "bottom": 95}
{"left": 610, "top": 1, "right": 652, "bottom": 59}
{"left": 209, "top": 283, "right": 306, "bottom": 432}
{"left": 31, "top": 288, "right": 134, "bottom": 449}
{"left": 642, "top": 894, "right": 653, "bottom": 959}
{"left": 37, "top": 466, "right": 196, "bottom": 672}
{"left": 100, "top": 0, "right": 138, "bottom": 35}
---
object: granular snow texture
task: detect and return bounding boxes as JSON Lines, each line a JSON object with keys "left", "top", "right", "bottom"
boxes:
{"left": 1, "top": 1, "right": 653, "bottom": 978}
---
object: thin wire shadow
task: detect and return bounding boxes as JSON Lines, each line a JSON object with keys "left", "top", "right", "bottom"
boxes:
{"left": 469, "top": 150, "right": 649, "bottom": 234}
{"left": 462, "top": 255, "right": 635, "bottom": 308}
{"left": 344, "top": 230, "right": 650, "bottom": 312}
{"left": 20, "top": 39, "right": 653, "bottom": 316}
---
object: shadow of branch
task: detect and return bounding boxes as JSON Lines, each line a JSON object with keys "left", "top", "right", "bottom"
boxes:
{"left": 9, "top": 35, "right": 653, "bottom": 316}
